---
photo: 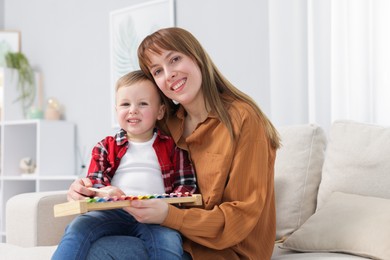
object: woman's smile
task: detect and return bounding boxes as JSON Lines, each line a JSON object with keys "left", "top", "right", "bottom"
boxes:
{"left": 170, "top": 78, "right": 186, "bottom": 92}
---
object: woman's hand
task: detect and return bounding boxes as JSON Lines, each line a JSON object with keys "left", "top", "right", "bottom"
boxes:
{"left": 123, "top": 199, "right": 169, "bottom": 224}
{"left": 67, "top": 178, "right": 95, "bottom": 201}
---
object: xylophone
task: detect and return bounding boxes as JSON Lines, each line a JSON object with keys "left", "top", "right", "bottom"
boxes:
{"left": 54, "top": 193, "right": 202, "bottom": 217}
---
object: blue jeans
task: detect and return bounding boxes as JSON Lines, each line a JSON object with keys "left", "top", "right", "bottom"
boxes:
{"left": 86, "top": 236, "right": 193, "bottom": 260}
{"left": 52, "top": 209, "right": 183, "bottom": 260}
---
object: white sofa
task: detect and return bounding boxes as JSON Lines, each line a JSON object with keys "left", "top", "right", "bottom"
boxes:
{"left": 1, "top": 120, "right": 390, "bottom": 260}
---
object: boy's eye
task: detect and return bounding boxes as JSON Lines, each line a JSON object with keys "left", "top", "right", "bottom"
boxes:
{"left": 120, "top": 102, "right": 130, "bottom": 107}
{"left": 140, "top": 102, "right": 148, "bottom": 106}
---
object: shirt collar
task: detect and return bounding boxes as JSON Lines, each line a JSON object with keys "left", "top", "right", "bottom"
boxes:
{"left": 176, "top": 105, "right": 218, "bottom": 120}
{"left": 114, "top": 128, "right": 168, "bottom": 146}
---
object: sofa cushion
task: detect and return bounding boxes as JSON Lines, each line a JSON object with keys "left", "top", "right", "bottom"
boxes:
{"left": 281, "top": 192, "right": 390, "bottom": 260}
{"left": 317, "top": 120, "right": 390, "bottom": 210}
{"left": 272, "top": 244, "right": 369, "bottom": 259}
{"left": 274, "top": 124, "right": 326, "bottom": 240}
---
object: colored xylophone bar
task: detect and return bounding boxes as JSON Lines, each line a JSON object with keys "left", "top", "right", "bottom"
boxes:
{"left": 54, "top": 193, "right": 202, "bottom": 217}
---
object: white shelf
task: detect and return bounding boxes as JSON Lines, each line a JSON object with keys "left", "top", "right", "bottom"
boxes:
{"left": 2, "top": 176, "right": 38, "bottom": 180}
{"left": 1, "top": 119, "right": 42, "bottom": 125}
{"left": 38, "top": 175, "right": 78, "bottom": 180}
{"left": 0, "top": 67, "right": 78, "bottom": 242}
{"left": 2, "top": 175, "right": 78, "bottom": 181}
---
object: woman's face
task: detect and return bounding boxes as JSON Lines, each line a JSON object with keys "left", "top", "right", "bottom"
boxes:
{"left": 147, "top": 49, "right": 203, "bottom": 107}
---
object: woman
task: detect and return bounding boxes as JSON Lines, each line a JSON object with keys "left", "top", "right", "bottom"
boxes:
{"left": 69, "top": 27, "right": 280, "bottom": 260}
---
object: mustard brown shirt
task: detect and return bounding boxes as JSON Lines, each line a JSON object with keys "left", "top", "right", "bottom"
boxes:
{"left": 161, "top": 99, "right": 277, "bottom": 260}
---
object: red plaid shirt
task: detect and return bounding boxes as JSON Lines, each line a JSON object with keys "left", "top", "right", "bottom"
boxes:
{"left": 87, "top": 128, "right": 197, "bottom": 194}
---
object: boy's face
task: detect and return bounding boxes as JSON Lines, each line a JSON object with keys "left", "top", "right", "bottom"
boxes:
{"left": 116, "top": 80, "right": 165, "bottom": 142}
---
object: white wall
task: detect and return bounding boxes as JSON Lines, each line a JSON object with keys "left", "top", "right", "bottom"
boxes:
{"left": 3, "top": 0, "right": 270, "bottom": 173}
{"left": 0, "top": 0, "right": 4, "bottom": 28}
{"left": 268, "top": 0, "right": 309, "bottom": 127}
{"left": 268, "top": 0, "right": 331, "bottom": 130}
{"left": 176, "top": 1, "right": 270, "bottom": 114}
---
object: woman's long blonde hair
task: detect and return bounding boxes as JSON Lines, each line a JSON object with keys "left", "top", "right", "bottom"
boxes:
{"left": 138, "top": 27, "right": 280, "bottom": 149}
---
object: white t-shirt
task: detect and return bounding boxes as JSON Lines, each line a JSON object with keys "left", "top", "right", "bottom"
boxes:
{"left": 111, "top": 133, "right": 165, "bottom": 195}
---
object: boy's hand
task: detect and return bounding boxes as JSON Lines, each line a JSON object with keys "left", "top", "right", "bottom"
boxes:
{"left": 67, "top": 178, "right": 94, "bottom": 201}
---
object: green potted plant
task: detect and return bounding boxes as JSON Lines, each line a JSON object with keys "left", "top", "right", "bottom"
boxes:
{"left": 4, "top": 51, "right": 35, "bottom": 117}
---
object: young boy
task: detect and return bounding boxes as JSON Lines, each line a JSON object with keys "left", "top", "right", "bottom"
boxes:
{"left": 52, "top": 70, "right": 197, "bottom": 260}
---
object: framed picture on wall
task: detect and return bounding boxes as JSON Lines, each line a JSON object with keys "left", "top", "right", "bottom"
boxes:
{"left": 0, "top": 31, "right": 21, "bottom": 67}
{"left": 109, "top": 0, "right": 175, "bottom": 128}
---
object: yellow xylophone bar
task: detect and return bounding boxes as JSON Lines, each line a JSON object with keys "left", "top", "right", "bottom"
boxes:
{"left": 54, "top": 194, "right": 202, "bottom": 218}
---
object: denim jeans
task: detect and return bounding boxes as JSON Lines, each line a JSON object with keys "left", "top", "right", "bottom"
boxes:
{"left": 87, "top": 236, "right": 193, "bottom": 260}
{"left": 52, "top": 209, "right": 182, "bottom": 260}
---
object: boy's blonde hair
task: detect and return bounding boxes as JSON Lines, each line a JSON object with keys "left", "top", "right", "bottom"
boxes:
{"left": 116, "top": 70, "right": 152, "bottom": 92}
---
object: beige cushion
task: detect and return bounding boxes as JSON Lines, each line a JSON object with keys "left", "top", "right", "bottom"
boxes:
{"left": 272, "top": 244, "right": 369, "bottom": 260}
{"left": 317, "top": 120, "right": 390, "bottom": 210}
{"left": 274, "top": 124, "right": 326, "bottom": 240}
{"left": 281, "top": 192, "right": 390, "bottom": 260}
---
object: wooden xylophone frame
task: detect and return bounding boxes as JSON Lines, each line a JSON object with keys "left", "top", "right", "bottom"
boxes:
{"left": 54, "top": 194, "right": 202, "bottom": 217}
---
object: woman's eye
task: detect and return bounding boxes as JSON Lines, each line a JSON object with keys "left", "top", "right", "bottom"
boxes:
{"left": 153, "top": 69, "right": 161, "bottom": 76}
{"left": 171, "top": 56, "right": 180, "bottom": 63}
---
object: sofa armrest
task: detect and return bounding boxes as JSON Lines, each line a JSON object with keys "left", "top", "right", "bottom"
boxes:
{"left": 6, "top": 190, "right": 76, "bottom": 247}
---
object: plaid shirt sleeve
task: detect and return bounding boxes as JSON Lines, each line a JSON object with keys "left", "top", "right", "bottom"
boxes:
{"left": 171, "top": 146, "right": 197, "bottom": 194}
{"left": 86, "top": 138, "right": 115, "bottom": 187}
